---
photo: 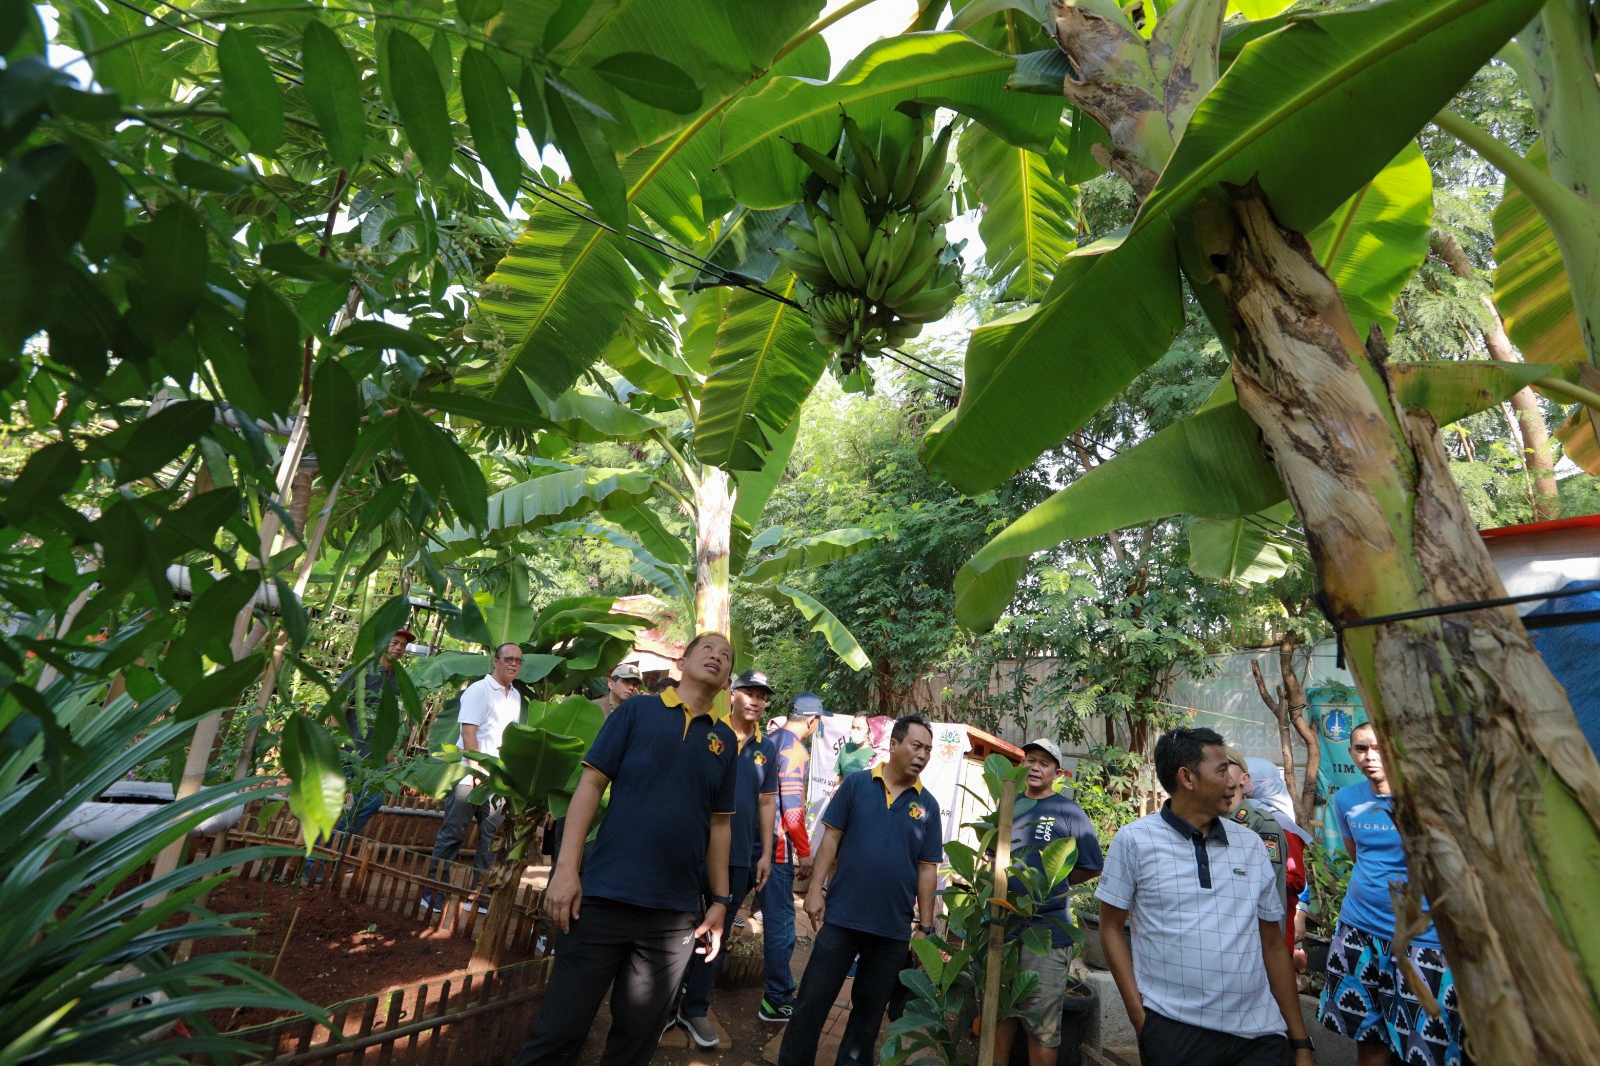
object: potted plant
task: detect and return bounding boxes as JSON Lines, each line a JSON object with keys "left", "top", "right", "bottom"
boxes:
{"left": 1301, "top": 841, "right": 1353, "bottom": 978}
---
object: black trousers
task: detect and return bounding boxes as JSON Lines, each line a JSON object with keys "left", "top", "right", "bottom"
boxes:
{"left": 1138, "top": 1010, "right": 1293, "bottom": 1066}
{"left": 777, "top": 922, "right": 909, "bottom": 1066}
{"left": 678, "top": 865, "right": 753, "bottom": 1017}
{"left": 511, "top": 899, "right": 698, "bottom": 1066}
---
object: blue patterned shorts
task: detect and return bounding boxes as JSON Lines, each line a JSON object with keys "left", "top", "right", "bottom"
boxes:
{"left": 1318, "top": 921, "right": 1471, "bottom": 1066}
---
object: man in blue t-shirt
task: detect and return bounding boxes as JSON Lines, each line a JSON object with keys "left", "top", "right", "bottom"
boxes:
{"left": 993, "top": 738, "right": 1104, "bottom": 1066}
{"left": 777, "top": 715, "right": 942, "bottom": 1066}
{"left": 1318, "top": 721, "right": 1470, "bottom": 1066}
{"left": 669, "top": 669, "right": 778, "bottom": 1048}
{"left": 512, "top": 633, "right": 739, "bottom": 1066}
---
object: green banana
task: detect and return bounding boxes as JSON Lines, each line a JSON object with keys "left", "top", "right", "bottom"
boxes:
{"left": 842, "top": 114, "right": 889, "bottom": 203}
{"left": 863, "top": 222, "right": 890, "bottom": 282}
{"left": 879, "top": 211, "right": 916, "bottom": 285}
{"left": 791, "top": 140, "right": 845, "bottom": 188}
{"left": 834, "top": 180, "right": 873, "bottom": 257}
{"left": 782, "top": 220, "right": 824, "bottom": 258}
{"left": 894, "top": 282, "right": 959, "bottom": 322}
{"left": 828, "top": 219, "right": 868, "bottom": 288}
{"left": 885, "top": 317, "right": 924, "bottom": 343}
{"left": 776, "top": 246, "right": 834, "bottom": 287}
{"left": 910, "top": 124, "right": 955, "bottom": 205}
{"left": 916, "top": 184, "right": 955, "bottom": 225}
{"left": 893, "top": 124, "right": 926, "bottom": 205}
{"left": 881, "top": 224, "right": 942, "bottom": 306}
{"left": 816, "top": 220, "right": 855, "bottom": 290}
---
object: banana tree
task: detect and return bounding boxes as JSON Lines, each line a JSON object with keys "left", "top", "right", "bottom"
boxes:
{"left": 436, "top": 695, "right": 603, "bottom": 969}
{"left": 899, "top": 1, "right": 1600, "bottom": 1057}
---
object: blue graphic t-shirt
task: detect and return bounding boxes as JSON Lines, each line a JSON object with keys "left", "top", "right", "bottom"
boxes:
{"left": 1330, "top": 779, "right": 1438, "bottom": 946}
{"left": 1008, "top": 792, "right": 1104, "bottom": 948}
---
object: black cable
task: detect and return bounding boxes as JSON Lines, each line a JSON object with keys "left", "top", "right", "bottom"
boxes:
{"left": 106, "top": 0, "right": 968, "bottom": 393}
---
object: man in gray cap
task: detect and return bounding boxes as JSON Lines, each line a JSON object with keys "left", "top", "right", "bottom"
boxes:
{"left": 593, "top": 662, "right": 643, "bottom": 718}
{"left": 993, "top": 738, "right": 1105, "bottom": 1066}
{"left": 757, "top": 691, "right": 829, "bottom": 1023}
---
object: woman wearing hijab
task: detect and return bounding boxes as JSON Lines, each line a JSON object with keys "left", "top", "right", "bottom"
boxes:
{"left": 1245, "top": 757, "right": 1313, "bottom": 955}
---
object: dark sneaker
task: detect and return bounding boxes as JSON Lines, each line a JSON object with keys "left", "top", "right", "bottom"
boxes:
{"left": 660, "top": 1013, "right": 681, "bottom": 1038}
{"left": 679, "top": 1012, "right": 719, "bottom": 1048}
{"left": 731, "top": 914, "right": 746, "bottom": 929}
{"left": 471, "top": 898, "right": 491, "bottom": 914}
{"left": 758, "top": 999, "right": 793, "bottom": 1023}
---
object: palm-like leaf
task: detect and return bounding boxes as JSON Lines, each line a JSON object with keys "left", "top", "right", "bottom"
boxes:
{"left": 958, "top": 122, "right": 1078, "bottom": 304}
{"left": 1306, "top": 141, "right": 1433, "bottom": 338}
{"left": 694, "top": 271, "right": 828, "bottom": 472}
{"left": 748, "top": 583, "right": 871, "bottom": 671}
{"left": 741, "top": 527, "right": 880, "bottom": 583}
{"left": 718, "top": 32, "right": 1063, "bottom": 209}
{"left": 474, "top": 191, "right": 665, "bottom": 399}
{"left": 434, "top": 465, "right": 658, "bottom": 560}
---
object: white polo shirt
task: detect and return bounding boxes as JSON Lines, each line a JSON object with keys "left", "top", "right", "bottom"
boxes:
{"left": 1095, "top": 805, "right": 1285, "bottom": 1037}
{"left": 457, "top": 673, "right": 522, "bottom": 759}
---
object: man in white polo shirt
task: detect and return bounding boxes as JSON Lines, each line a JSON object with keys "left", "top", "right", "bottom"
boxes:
{"left": 1096, "top": 726, "right": 1314, "bottom": 1066}
{"left": 422, "top": 642, "right": 524, "bottom": 912}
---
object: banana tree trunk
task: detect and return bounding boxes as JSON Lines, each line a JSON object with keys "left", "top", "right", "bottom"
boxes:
{"left": 1216, "top": 185, "right": 1600, "bottom": 1062}
{"left": 694, "top": 466, "right": 734, "bottom": 636}
{"left": 471, "top": 806, "right": 542, "bottom": 970}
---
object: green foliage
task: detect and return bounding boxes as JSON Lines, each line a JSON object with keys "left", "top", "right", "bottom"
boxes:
{"left": 882, "top": 756, "right": 1073, "bottom": 1066}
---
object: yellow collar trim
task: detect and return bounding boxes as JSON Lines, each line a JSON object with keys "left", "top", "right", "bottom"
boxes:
{"left": 871, "top": 763, "right": 923, "bottom": 803}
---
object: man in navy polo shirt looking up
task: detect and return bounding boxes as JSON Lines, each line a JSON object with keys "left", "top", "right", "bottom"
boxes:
{"left": 670, "top": 668, "right": 779, "bottom": 1048}
{"left": 512, "top": 632, "right": 739, "bottom": 1066}
{"left": 778, "top": 714, "right": 942, "bottom": 1066}
{"left": 1096, "top": 727, "right": 1314, "bottom": 1066}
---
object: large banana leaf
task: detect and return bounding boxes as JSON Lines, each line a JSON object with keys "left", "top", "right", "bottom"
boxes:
{"left": 953, "top": 359, "right": 1562, "bottom": 629}
{"left": 1187, "top": 500, "right": 1297, "bottom": 584}
{"left": 433, "top": 465, "right": 658, "bottom": 560}
{"left": 548, "top": 519, "right": 691, "bottom": 599}
{"left": 958, "top": 121, "right": 1079, "bottom": 304}
{"left": 1139, "top": 0, "right": 1545, "bottom": 237}
{"left": 1492, "top": 140, "right": 1587, "bottom": 366}
{"left": 748, "top": 582, "right": 872, "bottom": 671}
{"left": 487, "top": 0, "right": 825, "bottom": 160}
{"left": 688, "top": 204, "right": 808, "bottom": 292}
{"left": 1306, "top": 141, "right": 1433, "bottom": 338}
{"left": 742, "top": 527, "right": 879, "bottom": 583}
{"left": 694, "top": 271, "right": 829, "bottom": 471}
{"left": 480, "top": 559, "right": 535, "bottom": 647}
{"left": 475, "top": 190, "right": 665, "bottom": 399}
{"left": 410, "top": 650, "right": 563, "bottom": 689}
{"left": 928, "top": 0, "right": 1542, "bottom": 495}
{"left": 922, "top": 220, "right": 1184, "bottom": 493}
{"left": 718, "top": 32, "right": 1062, "bottom": 209}
{"left": 734, "top": 414, "right": 801, "bottom": 530}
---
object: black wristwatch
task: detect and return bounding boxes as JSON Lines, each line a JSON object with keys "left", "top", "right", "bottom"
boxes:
{"left": 710, "top": 894, "right": 737, "bottom": 907}
{"left": 915, "top": 922, "right": 935, "bottom": 935}
{"left": 1289, "top": 1036, "right": 1315, "bottom": 1053}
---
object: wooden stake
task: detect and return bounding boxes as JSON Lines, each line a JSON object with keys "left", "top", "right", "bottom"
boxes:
{"left": 977, "top": 778, "right": 1016, "bottom": 1066}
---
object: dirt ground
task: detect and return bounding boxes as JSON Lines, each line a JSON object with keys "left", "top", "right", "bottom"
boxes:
{"left": 194, "top": 875, "right": 525, "bottom": 1030}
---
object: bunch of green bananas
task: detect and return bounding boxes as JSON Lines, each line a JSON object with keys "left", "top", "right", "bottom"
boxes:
{"left": 776, "top": 110, "right": 964, "bottom": 359}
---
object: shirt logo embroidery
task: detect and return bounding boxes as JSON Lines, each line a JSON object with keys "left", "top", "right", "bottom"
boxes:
{"left": 752, "top": 752, "right": 766, "bottom": 767}
{"left": 708, "top": 735, "right": 725, "bottom": 756}
{"left": 907, "top": 802, "right": 926, "bottom": 820}
{"left": 1264, "top": 837, "right": 1281, "bottom": 862}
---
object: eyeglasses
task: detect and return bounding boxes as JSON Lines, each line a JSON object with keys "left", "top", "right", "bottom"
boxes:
{"left": 497, "top": 655, "right": 523, "bottom": 664}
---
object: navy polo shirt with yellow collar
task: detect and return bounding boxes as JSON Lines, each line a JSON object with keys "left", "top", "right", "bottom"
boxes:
{"left": 580, "top": 689, "right": 738, "bottom": 913}
{"left": 820, "top": 765, "right": 943, "bottom": 940}
{"left": 730, "top": 728, "right": 778, "bottom": 870}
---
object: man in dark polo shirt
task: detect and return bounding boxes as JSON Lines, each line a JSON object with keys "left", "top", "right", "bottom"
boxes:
{"left": 670, "top": 668, "right": 779, "bottom": 1047}
{"left": 512, "top": 632, "right": 740, "bottom": 1066}
{"left": 778, "top": 715, "right": 942, "bottom": 1066}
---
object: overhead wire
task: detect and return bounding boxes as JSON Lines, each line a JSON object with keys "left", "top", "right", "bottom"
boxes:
{"left": 105, "top": 0, "right": 968, "bottom": 393}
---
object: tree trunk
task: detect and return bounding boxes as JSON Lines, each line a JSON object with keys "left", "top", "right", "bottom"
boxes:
{"left": 1250, "top": 637, "right": 1316, "bottom": 827}
{"left": 1216, "top": 185, "right": 1600, "bottom": 1062}
{"left": 472, "top": 807, "right": 541, "bottom": 970}
{"left": 1430, "top": 232, "right": 1560, "bottom": 518}
{"left": 694, "top": 466, "right": 734, "bottom": 637}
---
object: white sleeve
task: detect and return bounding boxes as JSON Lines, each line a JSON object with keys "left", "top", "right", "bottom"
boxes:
{"left": 458, "top": 680, "right": 488, "bottom": 728}
{"left": 1095, "top": 827, "right": 1137, "bottom": 910}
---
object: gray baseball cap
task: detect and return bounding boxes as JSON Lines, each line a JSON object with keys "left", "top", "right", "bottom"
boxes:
{"left": 1023, "top": 738, "right": 1065, "bottom": 767}
{"left": 610, "top": 663, "right": 642, "bottom": 682}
